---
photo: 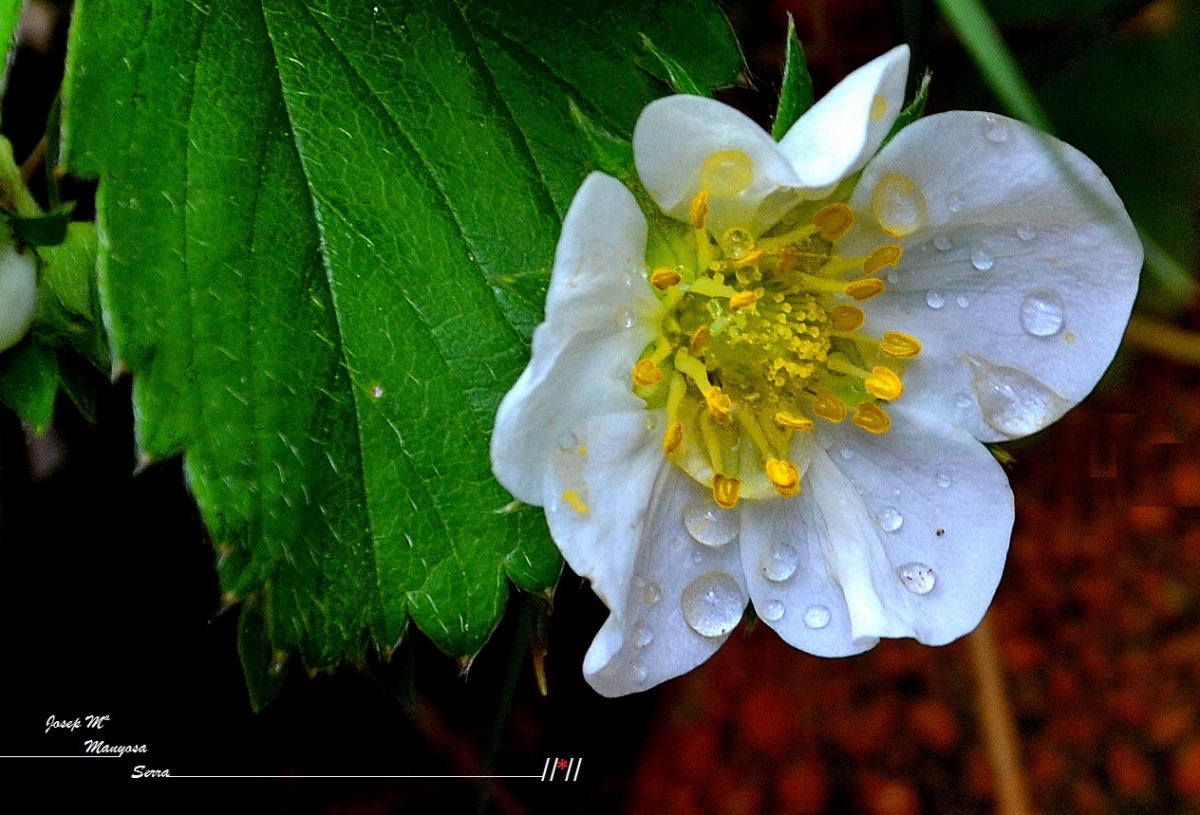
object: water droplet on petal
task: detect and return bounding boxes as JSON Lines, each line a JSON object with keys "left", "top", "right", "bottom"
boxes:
{"left": 954, "top": 392, "right": 973, "bottom": 409}
{"left": 926, "top": 290, "right": 946, "bottom": 309}
{"left": 616, "top": 308, "right": 635, "bottom": 329}
{"left": 761, "top": 541, "right": 799, "bottom": 582}
{"left": 720, "top": 228, "right": 754, "bottom": 259}
{"left": 817, "top": 432, "right": 833, "bottom": 449}
{"left": 1017, "top": 222, "right": 1036, "bottom": 241}
{"left": 956, "top": 294, "right": 970, "bottom": 309}
{"left": 982, "top": 114, "right": 1011, "bottom": 143}
{"left": 1019, "top": 289, "right": 1065, "bottom": 337}
{"left": 887, "top": 271, "right": 899, "bottom": 284}
{"left": 839, "top": 447, "right": 855, "bottom": 461}
{"left": 970, "top": 248, "right": 994, "bottom": 271}
{"left": 642, "top": 581, "right": 662, "bottom": 606}
{"left": 691, "top": 550, "right": 704, "bottom": 564}
{"left": 803, "top": 605, "right": 831, "bottom": 629}
{"left": 683, "top": 500, "right": 739, "bottom": 547}
{"left": 635, "top": 626, "right": 654, "bottom": 648}
{"left": 761, "top": 600, "right": 785, "bottom": 622}
{"left": 681, "top": 571, "right": 745, "bottom": 637}
{"left": 877, "top": 506, "right": 904, "bottom": 532}
{"left": 933, "top": 234, "right": 953, "bottom": 252}
{"left": 964, "top": 353, "right": 1071, "bottom": 437}
{"left": 936, "top": 472, "right": 952, "bottom": 488}
{"left": 871, "top": 173, "right": 928, "bottom": 237}
{"left": 899, "top": 562, "right": 936, "bottom": 594}
{"left": 633, "top": 662, "right": 649, "bottom": 682}
{"left": 948, "top": 193, "right": 965, "bottom": 213}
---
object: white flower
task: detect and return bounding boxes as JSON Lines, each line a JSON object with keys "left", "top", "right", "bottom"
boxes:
{"left": 491, "top": 45, "right": 1141, "bottom": 697}
{"left": 0, "top": 242, "right": 37, "bottom": 352}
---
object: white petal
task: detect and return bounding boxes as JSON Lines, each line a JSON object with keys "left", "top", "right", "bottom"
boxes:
{"left": 0, "top": 244, "right": 37, "bottom": 352}
{"left": 778, "top": 45, "right": 909, "bottom": 192}
{"left": 579, "top": 457, "right": 748, "bottom": 697}
{"left": 491, "top": 173, "right": 657, "bottom": 503}
{"left": 841, "top": 112, "right": 1141, "bottom": 442}
{"left": 740, "top": 405, "right": 1012, "bottom": 654}
{"left": 633, "top": 95, "right": 803, "bottom": 235}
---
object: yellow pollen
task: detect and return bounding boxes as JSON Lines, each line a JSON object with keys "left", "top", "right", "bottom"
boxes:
{"left": 651, "top": 267, "right": 682, "bottom": 290}
{"left": 774, "top": 246, "right": 800, "bottom": 278}
{"left": 729, "top": 290, "right": 759, "bottom": 312}
{"left": 870, "top": 94, "right": 888, "bottom": 121}
{"left": 864, "top": 366, "right": 904, "bottom": 401}
{"left": 663, "top": 420, "right": 683, "bottom": 454}
{"left": 830, "top": 305, "right": 865, "bottom": 332}
{"left": 712, "top": 474, "right": 741, "bottom": 509}
{"left": 813, "top": 389, "right": 847, "bottom": 423}
{"left": 879, "top": 331, "right": 922, "bottom": 359}
{"left": 775, "top": 411, "right": 814, "bottom": 431}
{"left": 690, "top": 189, "right": 710, "bottom": 230}
{"left": 700, "top": 150, "right": 754, "bottom": 198}
{"left": 814, "top": 203, "right": 855, "bottom": 242}
{"left": 853, "top": 402, "right": 891, "bottom": 434}
{"left": 562, "top": 490, "right": 589, "bottom": 513}
{"left": 862, "top": 244, "right": 903, "bottom": 275}
{"left": 732, "top": 247, "right": 765, "bottom": 268}
{"left": 844, "top": 278, "right": 886, "bottom": 301}
{"left": 706, "top": 386, "right": 733, "bottom": 423}
{"left": 632, "top": 358, "right": 663, "bottom": 388}
{"left": 765, "top": 458, "right": 800, "bottom": 497}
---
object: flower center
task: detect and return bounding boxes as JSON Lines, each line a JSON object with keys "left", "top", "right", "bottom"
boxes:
{"left": 631, "top": 151, "right": 925, "bottom": 509}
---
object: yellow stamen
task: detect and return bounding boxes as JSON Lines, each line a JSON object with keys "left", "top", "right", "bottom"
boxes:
{"left": 689, "top": 325, "right": 711, "bottom": 354}
{"left": 712, "top": 474, "right": 741, "bottom": 509}
{"left": 689, "top": 276, "right": 739, "bottom": 299}
{"left": 774, "top": 245, "right": 800, "bottom": 278}
{"left": 765, "top": 458, "right": 800, "bottom": 497}
{"left": 758, "top": 222, "right": 819, "bottom": 251}
{"left": 774, "top": 411, "right": 814, "bottom": 431}
{"left": 666, "top": 372, "right": 687, "bottom": 421}
{"left": 706, "top": 386, "right": 733, "bottom": 423}
{"left": 562, "top": 490, "right": 589, "bottom": 513}
{"left": 729, "top": 290, "right": 759, "bottom": 312}
{"left": 830, "top": 305, "right": 865, "bottom": 332}
{"left": 663, "top": 420, "right": 683, "bottom": 454}
{"left": 737, "top": 409, "right": 774, "bottom": 460}
{"left": 690, "top": 189, "right": 709, "bottom": 230}
{"left": 862, "top": 244, "right": 903, "bottom": 276}
{"left": 814, "top": 203, "right": 854, "bottom": 242}
{"left": 699, "top": 410, "right": 725, "bottom": 474}
{"left": 879, "top": 331, "right": 922, "bottom": 359}
{"left": 812, "top": 389, "right": 847, "bottom": 423}
{"left": 675, "top": 349, "right": 712, "bottom": 394}
{"left": 844, "top": 278, "right": 885, "bottom": 301}
{"left": 864, "top": 366, "right": 903, "bottom": 401}
{"left": 650, "top": 267, "right": 682, "bottom": 290}
{"left": 632, "top": 359, "right": 663, "bottom": 388}
{"left": 732, "top": 248, "right": 765, "bottom": 268}
{"left": 853, "top": 402, "right": 891, "bottom": 434}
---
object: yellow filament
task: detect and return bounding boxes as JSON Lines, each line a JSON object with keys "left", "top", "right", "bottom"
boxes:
{"left": 844, "top": 278, "right": 886, "bottom": 301}
{"left": 765, "top": 458, "right": 800, "bottom": 497}
{"left": 562, "top": 490, "right": 589, "bottom": 513}
{"left": 666, "top": 371, "right": 687, "bottom": 419}
{"left": 879, "top": 331, "right": 922, "bottom": 359}
{"left": 729, "top": 290, "right": 759, "bottom": 312}
{"left": 830, "top": 305, "right": 865, "bottom": 332}
{"left": 864, "top": 366, "right": 903, "bottom": 401}
{"left": 632, "top": 359, "right": 663, "bottom": 388}
{"left": 737, "top": 409, "right": 775, "bottom": 460}
{"left": 775, "top": 411, "right": 814, "bottom": 431}
{"left": 675, "top": 350, "right": 713, "bottom": 395}
{"left": 853, "top": 402, "right": 891, "bottom": 434}
{"left": 814, "top": 203, "right": 855, "bottom": 242}
{"left": 689, "top": 277, "right": 739, "bottom": 299}
{"left": 712, "top": 474, "right": 741, "bottom": 509}
{"left": 663, "top": 421, "right": 683, "bottom": 454}
{"left": 699, "top": 410, "right": 726, "bottom": 474}
{"left": 862, "top": 245, "right": 903, "bottom": 276}
{"left": 758, "top": 221, "right": 819, "bottom": 251}
{"left": 650, "top": 267, "right": 682, "bottom": 290}
{"left": 812, "top": 389, "right": 847, "bottom": 423}
{"left": 690, "top": 189, "right": 709, "bottom": 230}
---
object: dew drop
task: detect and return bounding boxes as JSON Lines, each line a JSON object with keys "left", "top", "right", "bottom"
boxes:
{"left": 871, "top": 173, "right": 928, "bottom": 237}
{"left": 982, "top": 114, "right": 1011, "bottom": 143}
{"left": 683, "top": 500, "right": 739, "bottom": 547}
{"left": 642, "top": 581, "right": 662, "bottom": 606}
{"left": 762, "top": 600, "right": 786, "bottom": 622}
{"left": 877, "top": 506, "right": 904, "bottom": 532}
{"left": 925, "top": 290, "right": 946, "bottom": 309}
{"left": 691, "top": 550, "right": 704, "bottom": 564}
{"left": 933, "top": 234, "right": 953, "bottom": 252}
{"left": 616, "top": 308, "right": 636, "bottom": 329}
{"left": 1019, "top": 289, "right": 1065, "bottom": 337}
{"left": 948, "top": 193, "right": 965, "bottom": 213}
{"left": 803, "top": 605, "right": 831, "bottom": 629}
{"left": 887, "top": 271, "right": 899, "bottom": 284}
{"left": 761, "top": 541, "right": 799, "bottom": 582}
{"left": 970, "top": 248, "right": 994, "bottom": 272}
{"left": 1017, "top": 222, "right": 1036, "bottom": 241}
{"left": 681, "top": 571, "right": 745, "bottom": 637}
{"left": 954, "top": 393, "right": 973, "bottom": 409}
{"left": 839, "top": 447, "right": 855, "bottom": 461}
{"left": 964, "top": 353, "right": 1071, "bottom": 437}
{"left": 936, "top": 472, "right": 952, "bottom": 488}
{"left": 720, "top": 228, "right": 754, "bottom": 259}
{"left": 635, "top": 626, "right": 654, "bottom": 648}
{"left": 899, "top": 562, "right": 936, "bottom": 595}
{"left": 816, "top": 431, "right": 833, "bottom": 449}
{"left": 370, "top": 384, "right": 385, "bottom": 399}
{"left": 633, "top": 662, "right": 649, "bottom": 682}
{"left": 956, "top": 294, "right": 970, "bottom": 309}
{"left": 701, "top": 150, "right": 754, "bottom": 198}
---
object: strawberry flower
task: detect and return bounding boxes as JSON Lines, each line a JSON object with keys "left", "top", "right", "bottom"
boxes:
{"left": 491, "top": 45, "right": 1141, "bottom": 696}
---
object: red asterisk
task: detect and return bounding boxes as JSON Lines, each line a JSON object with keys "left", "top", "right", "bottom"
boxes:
{"left": 556, "top": 759, "right": 569, "bottom": 770}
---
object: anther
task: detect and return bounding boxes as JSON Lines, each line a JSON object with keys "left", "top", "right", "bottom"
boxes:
{"left": 732, "top": 248, "right": 765, "bottom": 268}
{"left": 706, "top": 386, "right": 733, "bottom": 423}
{"left": 830, "top": 305, "right": 865, "bottom": 332}
{"left": 562, "top": 490, "right": 589, "bottom": 513}
{"left": 689, "top": 325, "right": 711, "bottom": 354}
{"left": 765, "top": 458, "right": 800, "bottom": 497}
{"left": 774, "top": 246, "right": 800, "bottom": 278}
{"left": 729, "top": 290, "right": 759, "bottom": 313}
{"left": 632, "top": 359, "right": 663, "bottom": 388}
{"left": 862, "top": 245, "right": 902, "bottom": 276}
{"left": 864, "top": 366, "right": 903, "bottom": 401}
{"left": 814, "top": 203, "right": 855, "bottom": 242}
{"left": 712, "top": 474, "right": 741, "bottom": 509}
{"left": 650, "top": 267, "right": 682, "bottom": 290}
{"left": 775, "top": 411, "right": 814, "bottom": 431}
{"left": 844, "top": 278, "right": 885, "bottom": 301}
{"left": 879, "top": 331, "right": 922, "bottom": 359}
{"left": 852, "top": 402, "right": 891, "bottom": 434}
{"left": 690, "top": 189, "right": 710, "bottom": 230}
{"left": 812, "top": 390, "right": 847, "bottom": 423}
{"left": 663, "top": 421, "right": 683, "bottom": 454}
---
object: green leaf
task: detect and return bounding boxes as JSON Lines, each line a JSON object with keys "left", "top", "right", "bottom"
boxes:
{"left": 0, "top": 338, "right": 59, "bottom": 434}
{"left": 9, "top": 205, "right": 73, "bottom": 247}
{"left": 772, "top": 15, "right": 814, "bottom": 140}
{"left": 569, "top": 99, "right": 636, "bottom": 181}
{"left": 0, "top": 0, "right": 20, "bottom": 75}
{"left": 60, "top": 0, "right": 741, "bottom": 676}
{"left": 640, "top": 33, "right": 707, "bottom": 96}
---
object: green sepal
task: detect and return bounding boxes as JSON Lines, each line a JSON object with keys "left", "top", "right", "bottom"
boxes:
{"left": 8, "top": 204, "right": 74, "bottom": 247}
{"left": 639, "top": 33, "right": 708, "bottom": 97}
{"left": 772, "top": 15, "right": 815, "bottom": 140}
{"left": 883, "top": 70, "right": 932, "bottom": 145}
{"left": 569, "top": 99, "right": 636, "bottom": 182}
{"left": 237, "top": 597, "right": 289, "bottom": 713}
{"left": 0, "top": 338, "right": 59, "bottom": 434}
